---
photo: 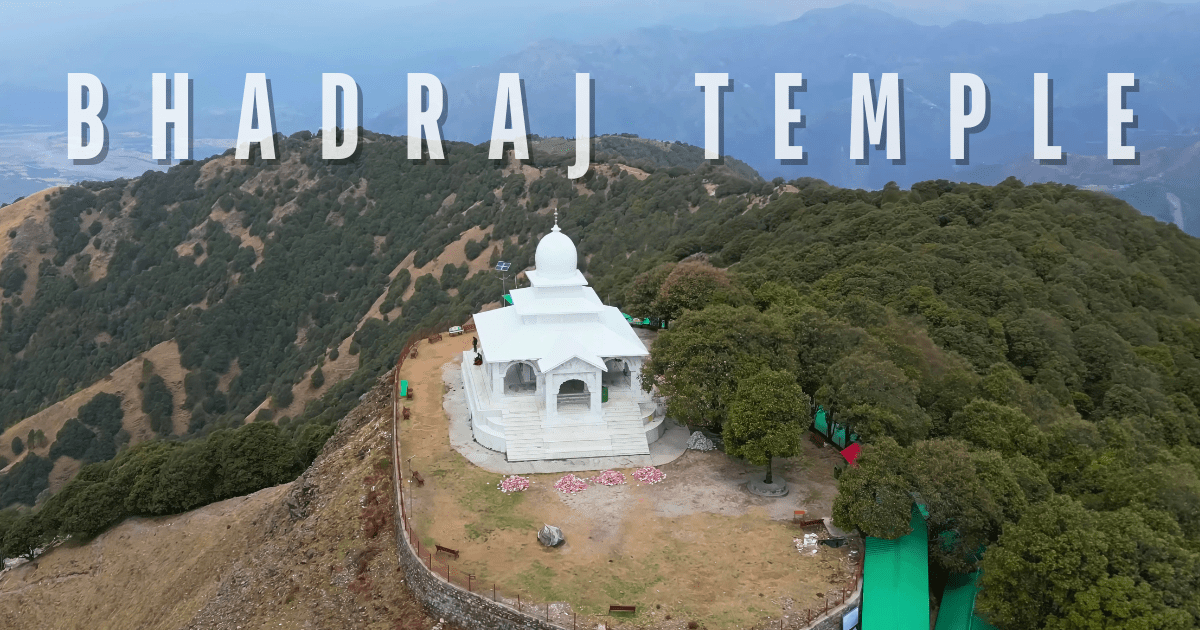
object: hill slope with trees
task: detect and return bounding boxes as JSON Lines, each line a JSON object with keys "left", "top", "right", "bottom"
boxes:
{"left": 0, "top": 130, "right": 764, "bottom": 526}
{"left": 634, "top": 177, "right": 1200, "bottom": 629}
{"left": 2, "top": 129, "right": 1199, "bottom": 629}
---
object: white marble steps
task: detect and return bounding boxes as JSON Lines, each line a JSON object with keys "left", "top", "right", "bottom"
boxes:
{"left": 503, "top": 409, "right": 651, "bottom": 462}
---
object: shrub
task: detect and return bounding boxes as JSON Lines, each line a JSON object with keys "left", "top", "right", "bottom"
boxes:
{"left": 310, "top": 366, "right": 326, "bottom": 389}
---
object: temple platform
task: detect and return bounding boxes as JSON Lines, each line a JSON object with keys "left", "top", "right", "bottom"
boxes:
{"left": 459, "top": 351, "right": 668, "bottom": 461}
{"left": 445, "top": 356, "right": 688, "bottom": 474}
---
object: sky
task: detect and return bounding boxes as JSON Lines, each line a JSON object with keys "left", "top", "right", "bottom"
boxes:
{"left": 0, "top": 0, "right": 1181, "bottom": 29}
{"left": 0, "top": 0, "right": 1194, "bottom": 200}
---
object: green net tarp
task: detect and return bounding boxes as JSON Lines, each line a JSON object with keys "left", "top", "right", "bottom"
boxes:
{"left": 832, "top": 426, "right": 848, "bottom": 448}
{"left": 863, "top": 504, "right": 930, "bottom": 630}
{"left": 935, "top": 572, "right": 998, "bottom": 630}
{"left": 815, "top": 407, "right": 828, "bottom": 434}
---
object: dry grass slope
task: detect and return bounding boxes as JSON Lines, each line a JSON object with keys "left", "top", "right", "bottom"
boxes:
{"left": 0, "top": 340, "right": 190, "bottom": 482}
{"left": 0, "top": 373, "right": 443, "bottom": 630}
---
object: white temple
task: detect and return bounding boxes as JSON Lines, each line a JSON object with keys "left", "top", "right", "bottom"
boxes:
{"left": 461, "top": 219, "right": 666, "bottom": 461}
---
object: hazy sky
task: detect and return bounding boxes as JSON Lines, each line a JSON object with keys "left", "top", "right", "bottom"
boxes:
{"left": 1, "top": 0, "right": 1187, "bottom": 92}
{"left": 0, "top": 0, "right": 1193, "bottom": 200}
{"left": 0, "top": 0, "right": 1187, "bottom": 38}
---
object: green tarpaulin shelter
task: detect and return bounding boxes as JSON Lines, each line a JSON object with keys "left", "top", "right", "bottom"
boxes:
{"left": 935, "top": 572, "right": 998, "bottom": 630}
{"left": 503, "top": 294, "right": 512, "bottom": 305}
{"left": 862, "top": 504, "right": 930, "bottom": 630}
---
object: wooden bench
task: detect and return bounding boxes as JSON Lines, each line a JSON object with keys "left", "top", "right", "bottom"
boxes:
{"left": 609, "top": 605, "right": 636, "bottom": 615}
{"left": 402, "top": 407, "right": 411, "bottom": 420}
{"left": 411, "top": 470, "right": 425, "bottom": 487}
{"left": 409, "top": 346, "right": 419, "bottom": 358}
{"left": 428, "top": 333, "right": 443, "bottom": 343}
{"left": 434, "top": 545, "right": 459, "bottom": 560}
{"left": 463, "top": 323, "right": 476, "bottom": 332}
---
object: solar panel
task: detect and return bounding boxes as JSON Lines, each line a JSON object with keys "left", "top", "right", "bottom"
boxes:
{"left": 495, "top": 261, "right": 511, "bottom": 271}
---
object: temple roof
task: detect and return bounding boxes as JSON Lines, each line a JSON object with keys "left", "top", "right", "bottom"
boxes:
{"left": 526, "top": 221, "right": 587, "bottom": 288}
{"left": 473, "top": 224, "right": 649, "bottom": 368}
{"left": 473, "top": 304, "right": 649, "bottom": 366}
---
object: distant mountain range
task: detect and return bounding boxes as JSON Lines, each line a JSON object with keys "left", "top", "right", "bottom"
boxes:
{"left": 961, "top": 140, "right": 1200, "bottom": 233}
{"left": 371, "top": 2, "right": 1200, "bottom": 188}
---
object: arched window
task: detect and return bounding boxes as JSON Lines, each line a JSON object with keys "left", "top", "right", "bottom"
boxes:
{"left": 602, "top": 359, "right": 631, "bottom": 389}
{"left": 503, "top": 362, "right": 537, "bottom": 394}
{"left": 557, "top": 378, "right": 590, "bottom": 410}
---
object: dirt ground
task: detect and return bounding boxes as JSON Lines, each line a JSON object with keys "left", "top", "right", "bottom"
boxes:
{"left": 0, "top": 373, "right": 444, "bottom": 630}
{"left": 398, "top": 335, "right": 853, "bottom": 630}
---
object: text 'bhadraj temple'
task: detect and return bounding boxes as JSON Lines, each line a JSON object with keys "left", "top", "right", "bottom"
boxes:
{"left": 461, "top": 220, "right": 667, "bottom": 461}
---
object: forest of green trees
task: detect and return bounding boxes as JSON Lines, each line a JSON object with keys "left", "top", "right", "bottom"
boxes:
{"left": 635, "top": 178, "right": 1200, "bottom": 629}
{"left": 0, "top": 129, "right": 1197, "bottom": 628}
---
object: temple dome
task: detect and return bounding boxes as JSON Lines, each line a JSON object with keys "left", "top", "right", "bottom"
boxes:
{"left": 534, "top": 225, "right": 578, "bottom": 279}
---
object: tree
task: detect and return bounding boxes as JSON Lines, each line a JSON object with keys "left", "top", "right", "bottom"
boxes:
{"left": 945, "top": 399, "right": 1048, "bottom": 459}
{"left": 272, "top": 383, "right": 294, "bottom": 409}
{"left": 141, "top": 373, "right": 175, "bottom": 436}
{"left": 57, "top": 481, "right": 128, "bottom": 539}
{"left": 905, "top": 441, "right": 1025, "bottom": 573}
{"left": 623, "top": 263, "right": 672, "bottom": 315}
{"left": 977, "top": 496, "right": 1195, "bottom": 630}
{"left": 652, "top": 261, "right": 736, "bottom": 322}
{"left": 0, "top": 508, "right": 18, "bottom": 562}
{"left": 310, "top": 365, "right": 325, "bottom": 389}
{"left": 49, "top": 418, "right": 97, "bottom": 461}
{"left": 0, "top": 513, "right": 47, "bottom": 559}
{"left": 11, "top": 436, "right": 23, "bottom": 455}
{"left": 643, "top": 304, "right": 796, "bottom": 430}
{"left": 209, "top": 422, "right": 298, "bottom": 499}
{"left": 78, "top": 392, "right": 124, "bottom": 437}
{"left": 724, "top": 368, "right": 808, "bottom": 484}
{"left": 832, "top": 437, "right": 914, "bottom": 539}
{"left": 827, "top": 351, "right": 930, "bottom": 445}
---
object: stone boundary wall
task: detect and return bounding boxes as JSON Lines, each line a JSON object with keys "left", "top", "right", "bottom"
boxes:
{"left": 389, "top": 352, "right": 567, "bottom": 630}
{"left": 388, "top": 335, "right": 864, "bottom": 630}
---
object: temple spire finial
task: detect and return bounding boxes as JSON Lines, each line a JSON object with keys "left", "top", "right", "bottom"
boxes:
{"left": 553, "top": 207, "right": 560, "bottom": 232}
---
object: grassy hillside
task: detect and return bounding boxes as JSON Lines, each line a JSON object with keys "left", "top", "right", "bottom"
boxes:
{"left": 0, "top": 371, "right": 438, "bottom": 630}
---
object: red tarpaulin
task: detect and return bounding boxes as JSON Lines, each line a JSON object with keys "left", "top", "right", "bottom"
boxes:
{"left": 840, "top": 443, "right": 861, "bottom": 467}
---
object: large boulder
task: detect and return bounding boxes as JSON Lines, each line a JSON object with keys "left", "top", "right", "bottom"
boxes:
{"left": 687, "top": 431, "right": 716, "bottom": 451}
{"left": 538, "top": 524, "right": 565, "bottom": 547}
